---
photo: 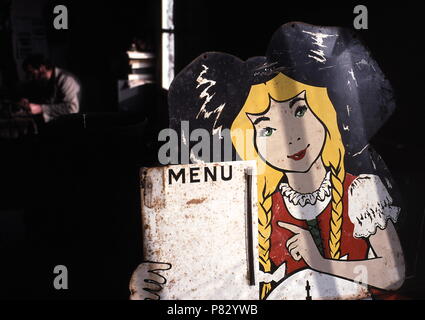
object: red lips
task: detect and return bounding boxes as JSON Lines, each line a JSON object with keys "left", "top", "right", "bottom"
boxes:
{"left": 287, "top": 144, "right": 310, "bottom": 161}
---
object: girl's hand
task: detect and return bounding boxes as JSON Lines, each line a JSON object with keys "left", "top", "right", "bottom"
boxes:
{"left": 129, "top": 261, "right": 171, "bottom": 300}
{"left": 277, "top": 222, "right": 324, "bottom": 269}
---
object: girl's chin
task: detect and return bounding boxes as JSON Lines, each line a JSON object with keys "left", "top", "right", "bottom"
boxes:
{"left": 279, "top": 162, "right": 313, "bottom": 173}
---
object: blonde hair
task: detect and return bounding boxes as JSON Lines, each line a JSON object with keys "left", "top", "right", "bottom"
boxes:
{"left": 230, "top": 73, "right": 346, "bottom": 299}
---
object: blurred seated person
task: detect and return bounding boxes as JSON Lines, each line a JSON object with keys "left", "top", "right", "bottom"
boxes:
{"left": 18, "top": 54, "right": 81, "bottom": 122}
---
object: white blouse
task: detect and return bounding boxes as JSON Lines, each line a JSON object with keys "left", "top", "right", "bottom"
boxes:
{"left": 278, "top": 172, "right": 399, "bottom": 239}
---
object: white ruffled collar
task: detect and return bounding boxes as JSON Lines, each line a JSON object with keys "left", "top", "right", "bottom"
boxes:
{"left": 279, "top": 171, "right": 332, "bottom": 207}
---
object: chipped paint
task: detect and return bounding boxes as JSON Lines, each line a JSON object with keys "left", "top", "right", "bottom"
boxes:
{"left": 348, "top": 68, "right": 358, "bottom": 87}
{"left": 308, "top": 49, "right": 326, "bottom": 63}
{"left": 181, "top": 127, "right": 188, "bottom": 145}
{"left": 370, "top": 157, "right": 377, "bottom": 170}
{"left": 352, "top": 144, "right": 369, "bottom": 157}
{"left": 186, "top": 197, "right": 207, "bottom": 205}
{"left": 385, "top": 177, "right": 393, "bottom": 189}
{"left": 302, "top": 30, "right": 335, "bottom": 48}
{"left": 189, "top": 149, "right": 205, "bottom": 164}
{"left": 356, "top": 58, "right": 376, "bottom": 72}
{"left": 347, "top": 80, "right": 352, "bottom": 90}
{"left": 318, "top": 65, "right": 336, "bottom": 71}
{"left": 196, "top": 64, "right": 226, "bottom": 136}
{"left": 302, "top": 30, "right": 336, "bottom": 64}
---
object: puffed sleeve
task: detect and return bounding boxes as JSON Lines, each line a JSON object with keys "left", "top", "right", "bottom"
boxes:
{"left": 348, "top": 174, "right": 400, "bottom": 238}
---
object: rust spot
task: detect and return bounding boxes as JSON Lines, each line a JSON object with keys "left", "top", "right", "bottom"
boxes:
{"left": 186, "top": 197, "right": 207, "bottom": 205}
{"left": 152, "top": 197, "right": 166, "bottom": 209}
{"left": 162, "top": 170, "right": 166, "bottom": 187}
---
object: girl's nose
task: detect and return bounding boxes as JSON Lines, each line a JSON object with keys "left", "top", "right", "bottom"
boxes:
{"left": 289, "top": 137, "right": 301, "bottom": 145}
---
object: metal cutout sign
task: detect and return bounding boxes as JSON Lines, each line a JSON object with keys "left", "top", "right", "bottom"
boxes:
{"left": 131, "top": 22, "right": 405, "bottom": 300}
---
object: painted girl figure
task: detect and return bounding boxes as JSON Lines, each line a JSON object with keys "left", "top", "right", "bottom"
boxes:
{"left": 230, "top": 71, "right": 404, "bottom": 299}
{"left": 130, "top": 22, "right": 405, "bottom": 300}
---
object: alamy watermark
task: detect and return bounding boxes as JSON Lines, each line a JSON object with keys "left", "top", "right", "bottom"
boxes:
{"left": 157, "top": 121, "right": 270, "bottom": 173}
{"left": 53, "top": 265, "right": 68, "bottom": 290}
{"left": 353, "top": 5, "right": 368, "bottom": 30}
{"left": 53, "top": 5, "right": 68, "bottom": 30}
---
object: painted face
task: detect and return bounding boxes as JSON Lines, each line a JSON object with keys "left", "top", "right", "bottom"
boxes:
{"left": 247, "top": 91, "right": 326, "bottom": 173}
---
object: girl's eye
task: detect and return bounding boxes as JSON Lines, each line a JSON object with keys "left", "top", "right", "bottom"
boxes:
{"left": 295, "top": 105, "right": 308, "bottom": 118}
{"left": 260, "top": 127, "right": 276, "bottom": 137}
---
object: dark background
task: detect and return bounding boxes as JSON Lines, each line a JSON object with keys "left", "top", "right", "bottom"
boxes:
{"left": 0, "top": 0, "right": 424, "bottom": 299}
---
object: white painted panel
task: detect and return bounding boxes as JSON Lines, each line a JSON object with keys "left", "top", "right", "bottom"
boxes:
{"left": 140, "top": 161, "right": 259, "bottom": 299}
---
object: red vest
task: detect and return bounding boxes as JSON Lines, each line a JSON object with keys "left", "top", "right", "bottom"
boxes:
{"left": 270, "top": 173, "right": 370, "bottom": 276}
